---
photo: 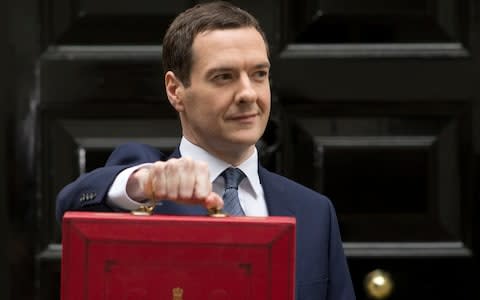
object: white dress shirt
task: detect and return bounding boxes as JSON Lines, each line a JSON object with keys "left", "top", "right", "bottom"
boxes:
{"left": 107, "top": 137, "right": 269, "bottom": 216}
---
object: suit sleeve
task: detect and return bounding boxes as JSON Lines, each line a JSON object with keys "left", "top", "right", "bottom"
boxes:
{"left": 55, "top": 143, "right": 166, "bottom": 222}
{"left": 327, "top": 200, "right": 356, "bottom": 300}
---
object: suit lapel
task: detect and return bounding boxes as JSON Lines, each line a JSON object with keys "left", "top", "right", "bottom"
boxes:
{"left": 259, "top": 166, "right": 295, "bottom": 217}
{"left": 170, "top": 147, "right": 181, "bottom": 159}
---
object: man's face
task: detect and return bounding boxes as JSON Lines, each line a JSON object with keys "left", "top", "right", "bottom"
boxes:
{"left": 169, "top": 27, "right": 271, "bottom": 162}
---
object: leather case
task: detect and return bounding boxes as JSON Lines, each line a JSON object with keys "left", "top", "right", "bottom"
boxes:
{"left": 61, "top": 212, "right": 296, "bottom": 300}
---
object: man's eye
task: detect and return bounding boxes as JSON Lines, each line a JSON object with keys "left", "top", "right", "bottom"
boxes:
{"left": 253, "top": 70, "right": 269, "bottom": 80}
{"left": 213, "top": 73, "right": 232, "bottom": 82}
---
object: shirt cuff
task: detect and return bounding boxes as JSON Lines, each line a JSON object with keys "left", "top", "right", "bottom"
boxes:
{"left": 106, "top": 163, "right": 153, "bottom": 211}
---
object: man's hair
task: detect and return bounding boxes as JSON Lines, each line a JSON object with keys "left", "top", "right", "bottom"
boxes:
{"left": 162, "top": 1, "right": 269, "bottom": 87}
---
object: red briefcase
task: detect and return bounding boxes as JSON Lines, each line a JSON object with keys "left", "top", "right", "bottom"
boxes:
{"left": 60, "top": 212, "right": 296, "bottom": 300}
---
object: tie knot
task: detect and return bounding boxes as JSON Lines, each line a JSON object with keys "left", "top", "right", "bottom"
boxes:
{"left": 221, "top": 168, "right": 245, "bottom": 190}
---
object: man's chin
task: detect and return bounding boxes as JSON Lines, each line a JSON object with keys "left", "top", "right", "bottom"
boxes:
{"left": 227, "top": 134, "right": 261, "bottom": 147}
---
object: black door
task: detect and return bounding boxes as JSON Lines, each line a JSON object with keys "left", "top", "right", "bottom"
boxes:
{"left": 273, "top": 1, "right": 479, "bottom": 299}
{"left": 4, "top": 0, "right": 478, "bottom": 299}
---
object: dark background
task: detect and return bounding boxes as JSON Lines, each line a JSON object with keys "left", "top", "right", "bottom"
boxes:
{"left": 1, "top": 0, "right": 479, "bottom": 299}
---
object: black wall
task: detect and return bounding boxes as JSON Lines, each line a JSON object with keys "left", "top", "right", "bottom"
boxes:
{"left": 0, "top": 0, "right": 10, "bottom": 297}
{"left": 2, "top": 0, "right": 43, "bottom": 298}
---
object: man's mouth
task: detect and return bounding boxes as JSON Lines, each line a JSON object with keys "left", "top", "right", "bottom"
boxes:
{"left": 228, "top": 113, "right": 259, "bottom": 122}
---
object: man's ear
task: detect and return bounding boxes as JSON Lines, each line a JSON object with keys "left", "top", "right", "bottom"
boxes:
{"left": 165, "top": 71, "right": 186, "bottom": 112}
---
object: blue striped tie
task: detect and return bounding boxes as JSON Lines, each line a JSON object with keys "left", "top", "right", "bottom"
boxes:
{"left": 221, "top": 168, "right": 246, "bottom": 216}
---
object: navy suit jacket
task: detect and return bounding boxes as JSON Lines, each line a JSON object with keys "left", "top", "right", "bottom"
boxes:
{"left": 56, "top": 143, "right": 356, "bottom": 300}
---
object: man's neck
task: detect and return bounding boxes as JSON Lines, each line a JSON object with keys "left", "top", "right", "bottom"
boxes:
{"left": 180, "top": 136, "right": 255, "bottom": 166}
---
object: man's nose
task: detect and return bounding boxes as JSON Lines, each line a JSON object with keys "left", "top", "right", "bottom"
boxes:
{"left": 236, "top": 73, "right": 257, "bottom": 103}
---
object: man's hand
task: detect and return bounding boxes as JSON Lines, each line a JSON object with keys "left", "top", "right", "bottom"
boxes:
{"left": 126, "top": 157, "right": 223, "bottom": 210}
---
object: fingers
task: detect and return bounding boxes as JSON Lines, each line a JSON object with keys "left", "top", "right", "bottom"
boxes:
{"left": 192, "top": 160, "right": 211, "bottom": 199}
{"left": 146, "top": 157, "right": 219, "bottom": 209}
{"left": 177, "top": 158, "right": 197, "bottom": 200}
{"left": 148, "top": 161, "right": 166, "bottom": 200}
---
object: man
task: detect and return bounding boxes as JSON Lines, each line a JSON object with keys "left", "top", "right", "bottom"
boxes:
{"left": 56, "top": 2, "right": 356, "bottom": 299}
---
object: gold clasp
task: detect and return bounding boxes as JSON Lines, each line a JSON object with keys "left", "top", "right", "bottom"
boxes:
{"left": 207, "top": 207, "right": 228, "bottom": 217}
{"left": 130, "top": 205, "right": 155, "bottom": 216}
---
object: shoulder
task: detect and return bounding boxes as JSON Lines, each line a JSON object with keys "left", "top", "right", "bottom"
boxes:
{"left": 105, "top": 142, "right": 169, "bottom": 166}
{"left": 260, "top": 167, "right": 333, "bottom": 212}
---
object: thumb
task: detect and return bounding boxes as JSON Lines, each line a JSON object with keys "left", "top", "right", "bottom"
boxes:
{"left": 127, "top": 166, "right": 152, "bottom": 201}
{"left": 204, "top": 192, "right": 224, "bottom": 210}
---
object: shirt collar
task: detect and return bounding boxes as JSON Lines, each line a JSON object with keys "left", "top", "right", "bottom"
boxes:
{"left": 179, "top": 137, "right": 261, "bottom": 197}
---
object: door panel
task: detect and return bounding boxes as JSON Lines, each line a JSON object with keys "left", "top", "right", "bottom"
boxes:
{"left": 283, "top": 103, "right": 468, "bottom": 243}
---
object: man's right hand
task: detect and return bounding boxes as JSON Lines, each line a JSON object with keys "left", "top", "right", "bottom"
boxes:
{"left": 126, "top": 157, "right": 223, "bottom": 210}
